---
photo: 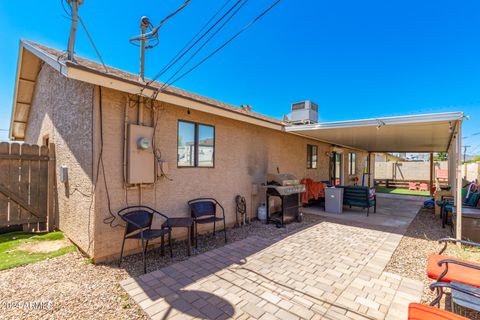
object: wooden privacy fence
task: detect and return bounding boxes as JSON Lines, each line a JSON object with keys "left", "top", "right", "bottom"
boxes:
{"left": 0, "top": 142, "right": 55, "bottom": 231}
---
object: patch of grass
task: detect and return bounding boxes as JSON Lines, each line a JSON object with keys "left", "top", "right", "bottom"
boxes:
{"left": 375, "top": 186, "right": 430, "bottom": 196}
{"left": 0, "top": 231, "right": 76, "bottom": 270}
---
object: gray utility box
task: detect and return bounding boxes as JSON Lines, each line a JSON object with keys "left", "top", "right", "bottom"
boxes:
{"left": 325, "top": 187, "right": 344, "bottom": 214}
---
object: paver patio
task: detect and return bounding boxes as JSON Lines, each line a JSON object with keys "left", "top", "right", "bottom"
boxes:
{"left": 121, "top": 198, "right": 424, "bottom": 320}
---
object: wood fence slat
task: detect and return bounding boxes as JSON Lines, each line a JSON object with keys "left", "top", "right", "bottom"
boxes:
{"left": 0, "top": 143, "right": 10, "bottom": 225}
{"left": 0, "top": 142, "right": 53, "bottom": 230}
{"left": 26, "top": 145, "right": 40, "bottom": 217}
{"left": 39, "top": 146, "right": 49, "bottom": 219}
{"left": 9, "top": 143, "right": 21, "bottom": 223}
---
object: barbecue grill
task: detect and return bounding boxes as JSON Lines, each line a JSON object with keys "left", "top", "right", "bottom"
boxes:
{"left": 265, "top": 173, "right": 305, "bottom": 227}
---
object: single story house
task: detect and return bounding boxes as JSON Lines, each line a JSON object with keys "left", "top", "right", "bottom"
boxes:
{"left": 9, "top": 40, "right": 372, "bottom": 262}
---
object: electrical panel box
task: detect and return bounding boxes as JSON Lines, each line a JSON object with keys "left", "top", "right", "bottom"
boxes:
{"left": 60, "top": 165, "right": 68, "bottom": 184}
{"left": 127, "top": 124, "right": 155, "bottom": 184}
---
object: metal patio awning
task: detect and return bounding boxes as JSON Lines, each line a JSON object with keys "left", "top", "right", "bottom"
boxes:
{"left": 287, "top": 111, "right": 466, "bottom": 241}
{"left": 285, "top": 112, "right": 464, "bottom": 153}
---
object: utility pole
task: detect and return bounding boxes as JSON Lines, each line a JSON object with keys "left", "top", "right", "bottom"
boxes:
{"left": 463, "top": 145, "right": 471, "bottom": 163}
{"left": 67, "top": 0, "right": 83, "bottom": 61}
{"left": 139, "top": 16, "right": 150, "bottom": 82}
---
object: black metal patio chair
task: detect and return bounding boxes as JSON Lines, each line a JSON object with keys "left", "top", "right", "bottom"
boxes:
{"left": 188, "top": 198, "right": 227, "bottom": 248}
{"left": 117, "top": 206, "right": 172, "bottom": 274}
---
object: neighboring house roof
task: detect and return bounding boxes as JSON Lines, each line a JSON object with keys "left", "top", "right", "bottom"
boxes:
{"left": 10, "top": 40, "right": 284, "bottom": 140}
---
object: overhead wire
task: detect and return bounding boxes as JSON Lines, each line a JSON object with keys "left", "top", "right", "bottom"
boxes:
{"left": 160, "top": 0, "right": 250, "bottom": 90}
{"left": 161, "top": 0, "right": 283, "bottom": 90}
{"left": 145, "top": 0, "right": 245, "bottom": 89}
{"left": 78, "top": 16, "right": 108, "bottom": 72}
{"left": 60, "top": 0, "right": 108, "bottom": 72}
{"left": 146, "top": 0, "right": 234, "bottom": 86}
{"left": 130, "top": 0, "right": 192, "bottom": 46}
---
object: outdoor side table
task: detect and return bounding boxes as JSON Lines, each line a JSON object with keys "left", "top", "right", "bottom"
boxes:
{"left": 162, "top": 217, "right": 193, "bottom": 257}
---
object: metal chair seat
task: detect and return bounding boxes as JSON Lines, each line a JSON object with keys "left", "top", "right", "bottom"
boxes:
{"left": 126, "top": 228, "right": 170, "bottom": 240}
{"left": 117, "top": 206, "right": 173, "bottom": 274}
{"left": 194, "top": 216, "right": 224, "bottom": 224}
{"left": 188, "top": 198, "right": 227, "bottom": 249}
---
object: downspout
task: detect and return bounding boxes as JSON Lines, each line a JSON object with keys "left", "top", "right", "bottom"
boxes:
{"left": 123, "top": 95, "right": 129, "bottom": 196}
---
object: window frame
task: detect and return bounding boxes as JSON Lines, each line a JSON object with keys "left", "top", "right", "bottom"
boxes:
{"left": 177, "top": 120, "right": 215, "bottom": 168}
{"left": 307, "top": 144, "right": 318, "bottom": 169}
{"left": 348, "top": 152, "right": 356, "bottom": 175}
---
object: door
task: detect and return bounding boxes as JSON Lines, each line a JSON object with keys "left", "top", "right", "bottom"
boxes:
{"left": 330, "top": 152, "right": 343, "bottom": 186}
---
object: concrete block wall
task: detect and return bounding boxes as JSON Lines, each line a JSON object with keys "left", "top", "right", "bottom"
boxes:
{"left": 375, "top": 161, "right": 448, "bottom": 181}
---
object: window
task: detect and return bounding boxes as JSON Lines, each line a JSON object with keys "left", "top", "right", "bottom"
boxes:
{"left": 177, "top": 121, "right": 214, "bottom": 167}
{"left": 348, "top": 152, "right": 356, "bottom": 175}
{"left": 307, "top": 144, "right": 318, "bottom": 169}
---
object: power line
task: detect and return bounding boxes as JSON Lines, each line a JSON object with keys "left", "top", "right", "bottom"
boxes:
{"left": 148, "top": 0, "right": 234, "bottom": 85}
{"left": 153, "top": 0, "right": 192, "bottom": 33}
{"left": 160, "top": 0, "right": 250, "bottom": 89}
{"left": 60, "top": 0, "right": 108, "bottom": 72}
{"left": 161, "top": 0, "right": 283, "bottom": 90}
{"left": 78, "top": 16, "right": 108, "bottom": 73}
{"left": 130, "top": 0, "right": 193, "bottom": 46}
{"left": 145, "top": 0, "right": 245, "bottom": 88}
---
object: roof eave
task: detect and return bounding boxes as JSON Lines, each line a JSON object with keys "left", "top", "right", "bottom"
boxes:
{"left": 285, "top": 112, "right": 464, "bottom": 132}
{"left": 9, "top": 42, "right": 24, "bottom": 141}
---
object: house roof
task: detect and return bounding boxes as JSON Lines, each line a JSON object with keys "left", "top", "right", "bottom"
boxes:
{"left": 9, "top": 40, "right": 464, "bottom": 154}
{"left": 9, "top": 40, "right": 284, "bottom": 140}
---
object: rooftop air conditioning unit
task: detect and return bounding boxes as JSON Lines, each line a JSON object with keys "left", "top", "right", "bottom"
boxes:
{"left": 287, "top": 100, "right": 318, "bottom": 124}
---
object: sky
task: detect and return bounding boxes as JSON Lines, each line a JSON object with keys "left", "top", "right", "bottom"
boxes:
{"left": 0, "top": 0, "right": 479, "bottom": 154}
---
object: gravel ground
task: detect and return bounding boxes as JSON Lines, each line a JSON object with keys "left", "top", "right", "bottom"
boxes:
{"left": 4, "top": 208, "right": 479, "bottom": 320}
{"left": 385, "top": 207, "right": 480, "bottom": 318}
{"left": 0, "top": 216, "right": 324, "bottom": 320}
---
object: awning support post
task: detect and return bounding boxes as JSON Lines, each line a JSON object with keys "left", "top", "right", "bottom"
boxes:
{"left": 456, "top": 121, "right": 463, "bottom": 242}
{"left": 429, "top": 152, "right": 434, "bottom": 196}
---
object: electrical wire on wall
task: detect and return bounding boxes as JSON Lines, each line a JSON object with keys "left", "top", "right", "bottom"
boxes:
{"left": 94, "top": 86, "right": 120, "bottom": 228}
{"left": 151, "top": 100, "right": 172, "bottom": 182}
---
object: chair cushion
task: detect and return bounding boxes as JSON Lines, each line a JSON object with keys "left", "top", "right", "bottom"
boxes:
{"left": 427, "top": 254, "right": 480, "bottom": 287}
{"left": 408, "top": 303, "right": 468, "bottom": 320}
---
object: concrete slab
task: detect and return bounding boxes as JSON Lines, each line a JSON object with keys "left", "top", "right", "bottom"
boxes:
{"left": 300, "top": 197, "right": 421, "bottom": 232}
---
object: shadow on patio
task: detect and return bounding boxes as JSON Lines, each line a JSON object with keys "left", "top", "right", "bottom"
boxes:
{"left": 117, "top": 196, "right": 427, "bottom": 319}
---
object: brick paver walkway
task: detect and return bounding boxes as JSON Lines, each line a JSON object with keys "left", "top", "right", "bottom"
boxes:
{"left": 121, "top": 221, "right": 423, "bottom": 319}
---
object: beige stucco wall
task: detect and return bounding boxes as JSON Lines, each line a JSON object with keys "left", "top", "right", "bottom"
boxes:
{"left": 92, "top": 87, "right": 368, "bottom": 261}
{"left": 24, "top": 64, "right": 95, "bottom": 256}
{"left": 22, "top": 66, "right": 368, "bottom": 261}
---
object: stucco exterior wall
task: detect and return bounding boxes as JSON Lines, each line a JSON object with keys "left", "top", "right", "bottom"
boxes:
{"left": 24, "top": 64, "right": 95, "bottom": 256}
{"left": 92, "top": 88, "right": 368, "bottom": 261}
{"left": 21, "top": 67, "right": 368, "bottom": 261}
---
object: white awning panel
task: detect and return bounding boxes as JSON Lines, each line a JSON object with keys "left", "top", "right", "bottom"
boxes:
{"left": 285, "top": 112, "right": 463, "bottom": 152}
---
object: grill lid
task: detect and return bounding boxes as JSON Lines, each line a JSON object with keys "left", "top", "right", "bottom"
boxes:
{"left": 267, "top": 173, "right": 300, "bottom": 186}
